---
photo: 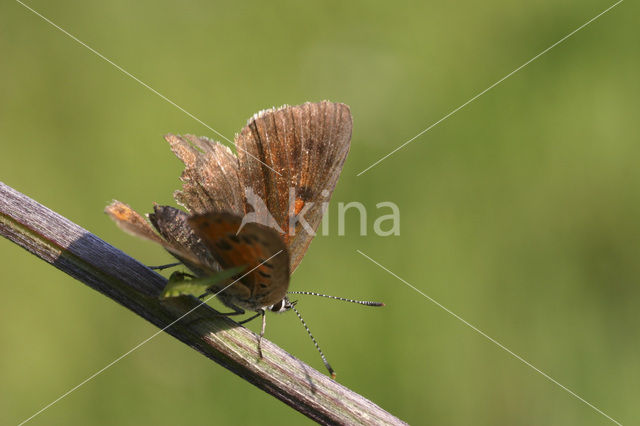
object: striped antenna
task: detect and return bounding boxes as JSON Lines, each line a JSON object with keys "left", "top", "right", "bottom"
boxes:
{"left": 287, "top": 291, "right": 384, "bottom": 307}
{"left": 290, "top": 304, "right": 336, "bottom": 379}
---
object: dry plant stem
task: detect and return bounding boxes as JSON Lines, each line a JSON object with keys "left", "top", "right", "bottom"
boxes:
{"left": 0, "top": 182, "right": 406, "bottom": 426}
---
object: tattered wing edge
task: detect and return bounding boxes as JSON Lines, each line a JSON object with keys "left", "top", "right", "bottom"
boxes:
{"left": 105, "top": 200, "right": 213, "bottom": 272}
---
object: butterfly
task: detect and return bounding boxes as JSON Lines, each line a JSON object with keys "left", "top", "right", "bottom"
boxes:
{"left": 106, "top": 101, "right": 382, "bottom": 377}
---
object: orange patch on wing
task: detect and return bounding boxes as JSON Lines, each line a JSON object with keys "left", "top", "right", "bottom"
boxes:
{"left": 105, "top": 201, "right": 164, "bottom": 244}
{"left": 189, "top": 215, "right": 274, "bottom": 297}
{"left": 186, "top": 212, "right": 289, "bottom": 308}
{"left": 294, "top": 198, "right": 305, "bottom": 216}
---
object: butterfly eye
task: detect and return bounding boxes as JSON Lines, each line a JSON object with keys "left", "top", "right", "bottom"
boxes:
{"left": 269, "top": 300, "right": 283, "bottom": 312}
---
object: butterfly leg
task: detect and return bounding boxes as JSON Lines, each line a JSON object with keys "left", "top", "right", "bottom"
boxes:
{"left": 182, "top": 303, "right": 245, "bottom": 328}
{"left": 212, "top": 303, "right": 246, "bottom": 317}
{"left": 148, "top": 262, "right": 182, "bottom": 271}
{"left": 238, "top": 311, "right": 261, "bottom": 324}
{"left": 257, "top": 309, "right": 267, "bottom": 359}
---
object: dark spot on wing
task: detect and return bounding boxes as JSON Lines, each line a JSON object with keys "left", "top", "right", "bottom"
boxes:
{"left": 258, "top": 282, "right": 268, "bottom": 289}
{"left": 298, "top": 186, "right": 314, "bottom": 201}
{"left": 228, "top": 234, "right": 240, "bottom": 243}
{"left": 215, "top": 239, "right": 232, "bottom": 250}
{"left": 259, "top": 260, "right": 274, "bottom": 269}
{"left": 258, "top": 270, "right": 271, "bottom": 278}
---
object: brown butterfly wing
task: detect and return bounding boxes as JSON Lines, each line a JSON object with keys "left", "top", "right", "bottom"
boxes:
{"left": 166, "top": 133, "right": 245, "bottom": 216}
{"left": 235, "top": 101, "right": 352, "bottom": 270}
{"left": 105, "top": 200, "right": 165, "bottom": 245}
{"left": 188, "top": 212, "right": 290, "bottom": 310}
{"left": 148, "top": 205, "right": 221, "bottom": 275}
{"left": 105, "top": 201, "right": 215, "bottom": 274}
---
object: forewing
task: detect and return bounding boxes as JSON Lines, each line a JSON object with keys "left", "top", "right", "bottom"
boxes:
{"left": 235, "top": 101, "right": 352, "bottom": 270}
{"left": 188, "top": 212, "right": 290, "bottom": 308}
{"left": 166, "top": 134, "right": 245, "bottom": 216}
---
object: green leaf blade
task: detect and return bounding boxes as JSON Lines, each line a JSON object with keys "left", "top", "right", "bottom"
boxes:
{"left": 160, "top": 266, "right": 246, "bottom": 299}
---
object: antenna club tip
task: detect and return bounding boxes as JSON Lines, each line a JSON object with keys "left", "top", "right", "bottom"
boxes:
{"left": 331, "top": 372, "right": 337, "bottom": 380}
{"left": 379, "top": 302, "right": 385, "bottom": 307}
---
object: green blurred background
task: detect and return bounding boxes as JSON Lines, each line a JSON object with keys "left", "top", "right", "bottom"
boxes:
{"left": 1, "top": 1, "right": 638, "bottom": 424}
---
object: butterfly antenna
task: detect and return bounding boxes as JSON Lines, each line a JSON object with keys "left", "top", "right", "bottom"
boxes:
{"left": 287, "top": 291, "right": 384, "bottom": 307}
{"left": 290, "top": 304, "right": 336, "bottom": 379}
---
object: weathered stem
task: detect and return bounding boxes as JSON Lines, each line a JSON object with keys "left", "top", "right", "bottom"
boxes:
{"left": 0, "top": 182, "right": 406, "bottom": 425}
